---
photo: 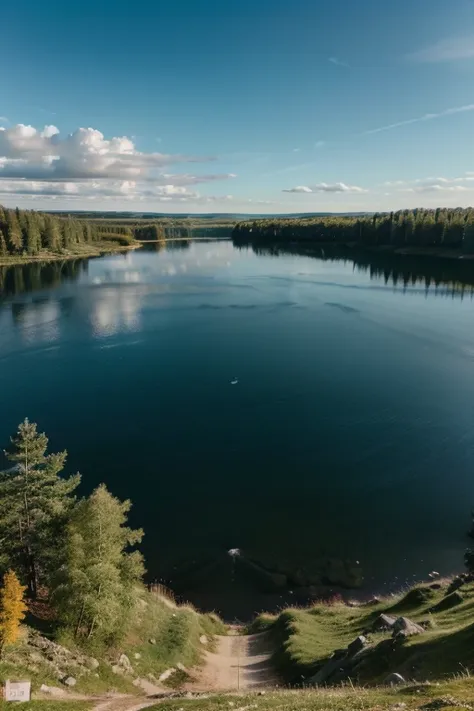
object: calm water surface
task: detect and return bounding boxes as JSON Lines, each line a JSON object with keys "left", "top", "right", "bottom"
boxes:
{"left": 1, "top": 241, "right": 474, "bottom": 606}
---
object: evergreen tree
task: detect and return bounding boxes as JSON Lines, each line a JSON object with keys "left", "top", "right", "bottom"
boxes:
{"left": 5, "top": 211, "right": 23, "bottom": 252}
{"left": 52, "top": 484, "right": 144, "bottom": 642}
{"left": 0, "top": 230, "right": 7, "bottom": 256}
{"left": 26, "top": 214, "right": 41, "bottom": 255}
{"left": 0, "top": 570, "right": 27, "bottom": 653}
{"left": 0, "top": 419, "right": 81, "bottom": 597}
{"left": 43, "top": 217, "right": 61, "bottom": 252}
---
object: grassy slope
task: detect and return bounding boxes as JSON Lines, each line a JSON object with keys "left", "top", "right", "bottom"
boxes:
{"left": 149, "top": 679, "right": 474, "bottom": 711}
{"left": 0, "top": 589, "right": 225, "bottom": 696}
{"left": 250, "top": 579, "right": 474, "bottom": 686}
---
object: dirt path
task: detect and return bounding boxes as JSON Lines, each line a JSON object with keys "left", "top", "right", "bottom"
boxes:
{"left": 187, "top": 632, "right": 278, "bottom": 692}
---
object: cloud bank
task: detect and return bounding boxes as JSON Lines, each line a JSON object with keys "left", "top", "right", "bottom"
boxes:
{"left": 0, "top": 123, "right": 237, "bottom": 204}
{"left": 283, "top": 182, "right": 367, "bottom": 194}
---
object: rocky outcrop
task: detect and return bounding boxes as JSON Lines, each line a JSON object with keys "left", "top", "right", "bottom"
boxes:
{"left": 308, "top": 636, "right": 369, "bottom": 685}
{"left": 27, "top": 631, "right": 101, "bottom": 683}
{"left": 371, "top": 614, "right": 397, "bottom": 632}
{"left": 392, "top": 617, "right": 425, "bottom": 638}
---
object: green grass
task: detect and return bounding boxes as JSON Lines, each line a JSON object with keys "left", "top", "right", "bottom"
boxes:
{"left": 116, "top": 591, "right": 226, "bottom": 686}
{"left": 0, "top": 704, "right": 91, "bottom": 711}
{"left": 147, "top": 677, "right": 474, "bottom": 711}
{"left": 249, "top": 580, "right": 474, "bottom": 686}
{"left": 0, "top": 588, "right": 225, "bottom": 695}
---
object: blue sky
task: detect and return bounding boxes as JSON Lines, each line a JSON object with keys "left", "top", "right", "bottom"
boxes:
{"left": 1, "top": 0, "right": 474, "bottom": 213}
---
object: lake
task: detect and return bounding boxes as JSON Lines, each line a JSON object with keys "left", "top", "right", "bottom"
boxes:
{"left": 1, "top": 240, "right": 474, "bottom": 616}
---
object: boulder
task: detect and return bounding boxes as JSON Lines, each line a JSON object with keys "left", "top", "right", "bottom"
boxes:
{"left": 199, "top": 635, "right": 208, "bottom": 645}
{"left": 62, "top": 676, "right": 77, "bottom": 687}
{"left": 149, "top": 638, "right": 157, "bottom": 645}
{"left": 111, "top": 665, "right": 122, "bottom": 675}
{"left": 134, "top": 653, "right": 141, "bottom": 660}
{"left": 392, "top": 617, "right": 424, "bottom": 637}
{"left": 384, "top": 672, "right": 406, "bottom": 686}
{"left": 118, "top": 653, "right": 133, "bottom": 673}
{"left": 429, "top": 591, "right": 463, "bottom": 613}
{"left": 372, "top": 614, "right": 397, "bottom": 631}
{"left": 309, "top": 650, "right": 349, "bottom": 685}
{"left": 347, "top": 636, "right": 368, "bottom": 656}
{"left": 87, "top": 657, "right": 100, "bottom": 670}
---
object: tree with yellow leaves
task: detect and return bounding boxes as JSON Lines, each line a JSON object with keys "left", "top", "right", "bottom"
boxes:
{"left": 0, "top": 570, "right": 27, "bottom": 654}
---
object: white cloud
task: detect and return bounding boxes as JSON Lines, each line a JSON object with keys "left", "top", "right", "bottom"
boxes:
{"left": 314, "top": 140, "right": 326, "bottom": 149}
{"left": 283, "top": 182, "right": 367, "bottom": 194}
{"left": 0, "top": 116, "right": 8, "bottom": 124}
{"left": 384, "top": 173, "right": 474, "bottom": 194}
{"left": 0, "top": 123, "right": 218, "bottom": 181}
{"left": 282, "top": 185, "right": 313, "bottom": 193}
{"left": 408, "top": 35, "right": 474, "bottom": 62}
{"left": 328, "top": 57, "right": 349, "bottom": 67}
{"left": 364, "top": 104, "right": 474, "bottom": 135}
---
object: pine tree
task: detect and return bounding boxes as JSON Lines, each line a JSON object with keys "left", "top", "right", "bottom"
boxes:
{"left": 0, "top": 570, "right": 27, "bottom": 653}
{"left": 0, "top": 419, "right": 81, "bottom": 597}
{"left": 52, "top": 485, "right": 144, "bottom": 642}
{"left": 0, "top": 229, "right": 7, "bottom": 256}
{"left": 43, "top": 217, "right": 61, "bottom": 252}
{"left": 26, "top": 214, "right": 41, "bottom": 255}
{"left": 5, "top": 211, "right": 23, "bottom": 252}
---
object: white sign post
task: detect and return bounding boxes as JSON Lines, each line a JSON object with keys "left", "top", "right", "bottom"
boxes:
{"left": 4, "top": 680, "right": 31, "bottom": 702}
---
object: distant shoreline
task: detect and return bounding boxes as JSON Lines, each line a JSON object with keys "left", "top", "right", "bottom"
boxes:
{"left": 0, "top": 240, "right": 141, "bottom": 268}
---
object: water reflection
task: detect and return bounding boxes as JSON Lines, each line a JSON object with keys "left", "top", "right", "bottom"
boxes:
{"left": 234, "top": 241, "right": 474, "bottom": 299}
{"left": 0, "top": 260, "right": 89, "bottom": 298}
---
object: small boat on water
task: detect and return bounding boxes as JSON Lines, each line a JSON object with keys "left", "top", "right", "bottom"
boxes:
{"left": 231, "top": 377, "right": 239, "bottom": 385}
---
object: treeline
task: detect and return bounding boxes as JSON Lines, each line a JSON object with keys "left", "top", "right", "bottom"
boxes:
{"left": 233, "top": 208, "right": 474, "bottom": 251}
{"left": 0, "top": 205, "right": 134, "bottom": 258}
{"left": 0, "top": 419, "right": 144, "bottom": 646}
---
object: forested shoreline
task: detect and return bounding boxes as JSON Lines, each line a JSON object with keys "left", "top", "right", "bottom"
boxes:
{"left": 233, "top": 208, "right": 474, "bottom": 252}
{"left": 0, "top": 204, "right": 135, "bottom": 261}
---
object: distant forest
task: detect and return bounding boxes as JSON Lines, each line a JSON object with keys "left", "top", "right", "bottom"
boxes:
{"left": 0, "top": 205, "right": 134, "bottom": 257}
{"left": 0, "top": 204, "right": 237, "bottom": 259}
{"left": 233, "top": 208, "right": 474, "bottom": 251}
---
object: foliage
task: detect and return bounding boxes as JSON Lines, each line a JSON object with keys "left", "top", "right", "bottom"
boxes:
{"left": 233, "top": 208, "right": 474, "bottom": 252}
{"left": 0, "top": 204, "right": 132, "bottom": 258}
{"left": 0, "top": 419, "right": 81, "bottom": 597}
{"left": 52, "top": 484, "right": 144, "bottom": 644}
{"left": 0, "top": 570, "right": 27, "bottom": 650}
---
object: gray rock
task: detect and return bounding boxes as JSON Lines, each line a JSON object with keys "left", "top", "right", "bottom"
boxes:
{"left": 392, "top": 617, "right": 424, "bottom": 637}
{"left": 372, "top": 614, "right": 397, "bottom": 631}
{"left": 149, "top": 638, "right": 156, "bottom": 645}
{"left": 199, "top": 635, "right": 208, "bottom": 645}
{"left": 118, "top": 653, "right": 133, "bottom": 673}
{"left": 309, "top": 651, "right": 349, "bottom": 685}
{"left": 87, "top": 657, "right": 100, "bottom": 670}
{"left": 347, "top": 635, "right": 368, "bottom": 656}
{"left": 429, "top": 591, "right": 463, "bottom": 613}
{"left": 111, "top": 665, "right": 122, "bottom": 675}
{"left": 177, "top": 662, "right": 186, "bottom": 671}
{"left": 134, "top": 653, "right": 141, "bottom": 660}
{"left": 62, "top": 676, "right": 77, "bottom": 687}
{"left": 384, "top": 672, "right": 406, "bottom": 686}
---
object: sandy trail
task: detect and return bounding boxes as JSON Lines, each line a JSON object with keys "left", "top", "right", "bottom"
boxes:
{"left": 187, "top": 632, "right": 278, "bottom": 692}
